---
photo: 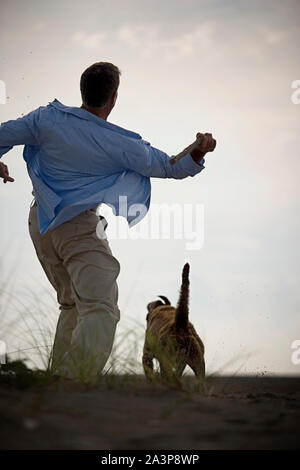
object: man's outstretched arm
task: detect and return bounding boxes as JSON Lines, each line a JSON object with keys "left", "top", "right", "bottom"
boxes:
{"left": 121, "top": 132, "right": 216, "bottom": 179}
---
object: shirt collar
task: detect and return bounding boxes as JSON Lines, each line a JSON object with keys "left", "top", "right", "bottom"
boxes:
{"left": 48, "top": 98, "right": 142, "bottom": 140}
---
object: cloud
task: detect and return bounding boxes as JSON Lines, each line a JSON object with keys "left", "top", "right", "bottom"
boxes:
{"left": 117, "top": 21, "right": 216, "bottom": 62}
{"left": 33, "top": 21, "right": 47, "bottom": 32}
{"left": 117, "top": 23, "right": 159, "bottom": 48}
{"left": 71, "top": 30, "right": 107, "bottom": 48}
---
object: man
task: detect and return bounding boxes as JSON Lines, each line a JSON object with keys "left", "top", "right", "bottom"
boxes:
{"left": 0, "top": 62, "right": 216, "bottom": 382}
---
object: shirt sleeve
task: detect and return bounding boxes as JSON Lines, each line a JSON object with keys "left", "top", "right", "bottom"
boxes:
{"left": 122, "top": 139, "right": 205, "bottom": 179}
{"left": 0, "top": 110, "right": 39, "bottom": 158}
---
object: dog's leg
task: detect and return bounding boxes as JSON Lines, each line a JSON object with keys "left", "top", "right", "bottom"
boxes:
{"left": 159, "top": 363, "right": 184, "bottom": 389}
{"left": 142, "top": 349, "right": 155, "bottom": 381}
{"left": 186, "top": 357, "right": 205, "bottom": 388}
{"left": 176, "top": 363, "right": 186, "bottom": 376}
{"left": 160, "top": 364, "right": 170, "bottom": 379}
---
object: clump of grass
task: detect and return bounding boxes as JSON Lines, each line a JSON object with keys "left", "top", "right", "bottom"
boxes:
{"left": 0, "top": 357, "right": 54, "bottom": 389}
{"left": 0, "top": 272, "right": 252, "bottom": 395}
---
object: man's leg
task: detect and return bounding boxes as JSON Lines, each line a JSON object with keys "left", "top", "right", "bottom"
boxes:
{"left": 28, "top": 204, "right": 78, "bottom": 371}
{"left": 50, "top": 209, "right": 121, "bottom": 381}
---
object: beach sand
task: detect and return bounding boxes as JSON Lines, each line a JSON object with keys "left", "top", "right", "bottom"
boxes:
{"left": 0, "top": 376, "right": 299, "bottom": 450}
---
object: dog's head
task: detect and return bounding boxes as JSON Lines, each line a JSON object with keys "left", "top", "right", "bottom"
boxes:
{"left": 146, "top": 295, "right": 171, "bottom": 321}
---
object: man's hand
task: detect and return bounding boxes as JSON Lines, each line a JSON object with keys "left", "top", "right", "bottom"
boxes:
{"left": 196, "top": 132, "right": 216, "bottom": 153}
{"left": 0, "top": 162, "right": 14, "bottom": 183}
{"left": 191, "top": 132, "right": 217, "bottom": 164}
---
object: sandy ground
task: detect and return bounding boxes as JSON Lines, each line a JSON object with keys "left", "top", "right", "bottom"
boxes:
{"left": 0, "top": 376, "right": 299, "bottom": 450}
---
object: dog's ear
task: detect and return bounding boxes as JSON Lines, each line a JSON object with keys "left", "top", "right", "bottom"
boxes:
{"left": 146, "top": 313, "right": 149, "bottom": 322}
{"left": 158, "top": 295, "right": 171, "bottom": 305}
{"left": 147, "top": 300, "right": 163, "bottom": 313}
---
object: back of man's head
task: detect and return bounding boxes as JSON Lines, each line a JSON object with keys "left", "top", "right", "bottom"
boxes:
{"left": 80, "top": 62, "right": 121, "bottom": 108}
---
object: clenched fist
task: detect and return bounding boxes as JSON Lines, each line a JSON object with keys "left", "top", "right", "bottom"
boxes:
{"left": 196, "top": 132, "right": 217, "bottom": 153}
{"left": 190, "top": 132, "right": 217, "bottom": 164}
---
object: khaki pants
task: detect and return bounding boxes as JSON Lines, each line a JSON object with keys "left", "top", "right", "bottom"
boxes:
{"left": 28, "top": 203, "right": 120, "bottom": 381}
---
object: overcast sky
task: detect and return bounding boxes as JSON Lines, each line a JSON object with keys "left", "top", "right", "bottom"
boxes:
{"left": 0, "top": 0, "right": 300, "bottom": 375}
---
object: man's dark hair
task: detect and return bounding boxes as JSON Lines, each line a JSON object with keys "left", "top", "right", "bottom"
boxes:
{"left": 80, "top": 62, "right": 121, "bottom": 108}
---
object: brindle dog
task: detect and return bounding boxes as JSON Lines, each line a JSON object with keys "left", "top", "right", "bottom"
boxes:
{"left": 142, "top": 263, "right": 205, "bottom": 383}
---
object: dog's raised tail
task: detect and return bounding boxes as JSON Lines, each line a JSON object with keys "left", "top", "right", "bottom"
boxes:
{"left": 175, "top": 263, "right": 190, "bottom": 331}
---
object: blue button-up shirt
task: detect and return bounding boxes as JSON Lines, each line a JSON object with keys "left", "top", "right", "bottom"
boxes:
{"left": 0, "top": 98, "right": 205, "bottom": 234}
